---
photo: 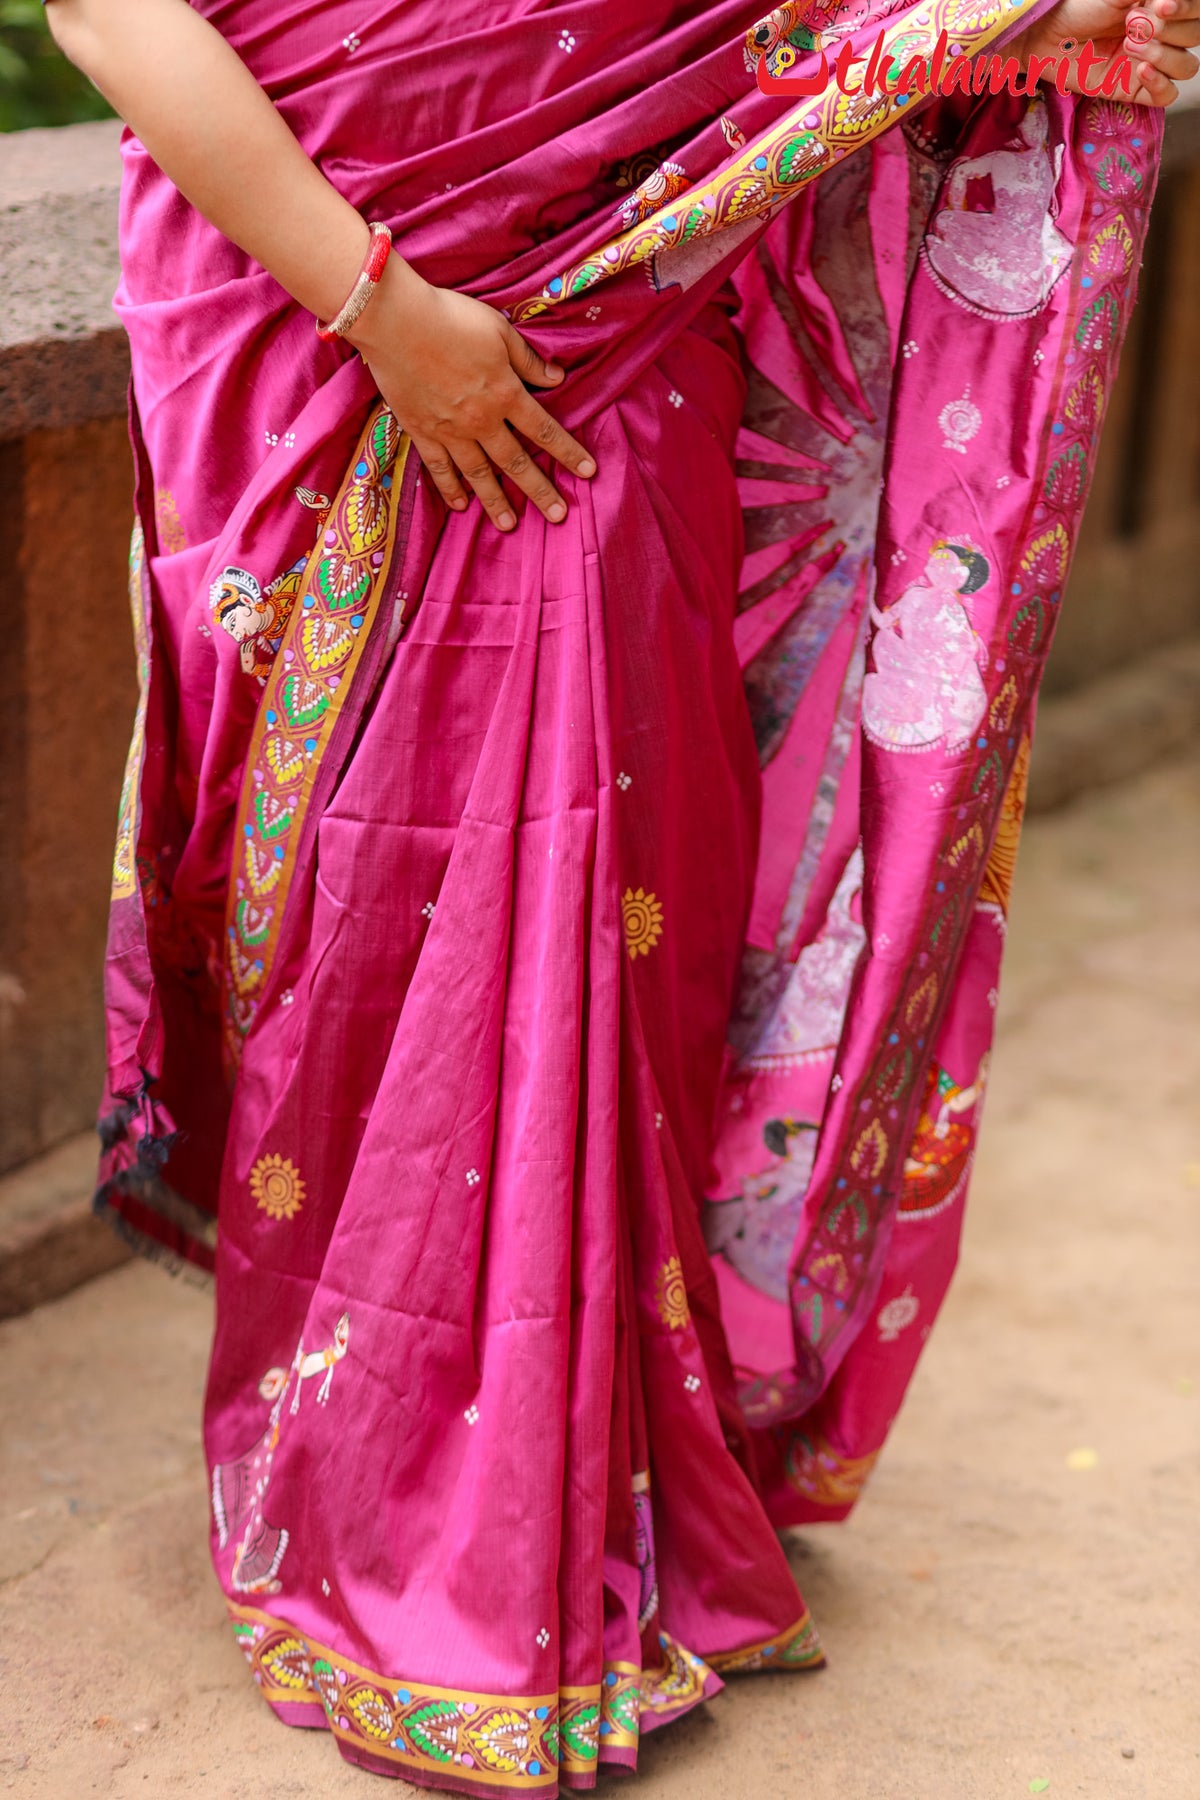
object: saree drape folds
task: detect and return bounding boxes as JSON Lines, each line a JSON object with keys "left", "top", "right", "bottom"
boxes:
{"left": 97, "top": 0, "right": 1159, "bottom": 1790}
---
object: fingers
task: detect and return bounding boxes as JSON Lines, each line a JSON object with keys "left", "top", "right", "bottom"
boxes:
{"left": 1128, "top": 55, "right": 1180, "bottom": 100}
{"left": 410, "top": 434, "right": 470, "bottom": 512}
{"left": 1131, "top": 30, "right": 1200, "bottom": 72}
{"left": 445, "top": 441, "right": 518, "bottom": 532}
{"left": 507, "top": 390, "right": 598, "bottom": 481}
{"left": 478, "top": 424, "right": 569, "bottom": 524}
{"left": 503, "top": 323, "right": 566, "bottom": 391}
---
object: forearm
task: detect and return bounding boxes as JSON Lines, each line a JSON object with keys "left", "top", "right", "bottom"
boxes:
{"left": 44, "top": 0, "right": 380, "bottom": 325}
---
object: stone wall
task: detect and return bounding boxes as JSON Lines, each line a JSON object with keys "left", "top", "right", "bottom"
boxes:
{"left": 1, "top": 111, "right": 1198, "bottom": 1180}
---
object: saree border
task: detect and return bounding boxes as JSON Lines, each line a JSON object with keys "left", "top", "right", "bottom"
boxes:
{"left": 221, "top": 408, "right": 410, "bottom": 1066}
{"left": 110, "top": 519, "right": 150, "bottom": 900}
{"left": 228, "top": 1603, "right": 816, "bottom": 1782}
{"left": 510, "top": 0, "right": 1045, "bottom": 323}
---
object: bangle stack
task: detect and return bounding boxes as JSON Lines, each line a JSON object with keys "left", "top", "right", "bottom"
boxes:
{"left": 315, "top": 222, "right": 393, "bottom": 343}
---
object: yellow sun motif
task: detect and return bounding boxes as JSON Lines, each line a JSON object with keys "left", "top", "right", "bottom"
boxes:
{"left": 621, "top": 886, "right": 664, "bottom": 959}
{"left": 655, "top": 1256, "right": 690, "bottom": 1331}
{"left": 249, "top": 1153, "right": 306, "bottom": 1221}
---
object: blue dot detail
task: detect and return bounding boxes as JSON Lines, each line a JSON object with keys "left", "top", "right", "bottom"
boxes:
{"left": 837, "top": 1178, "right": 847, "bottom": 1189}
{"left": 266, "top": 710, "right": 278, "bottom": 725}
{"left": 600, "top": 1722, "right": 611, "bottom": 1736}
{"left": 873, "top": 1184, "right": 882, "bottom": 1196}
{"left": 1132, "top": 137, "right": 1142, "bottom": 147}
{"left": 304, "top": 738, "right": 317, "bottom": 753}
{"left": 274, "top": 846, "right": 285, "bottom": 860}
{"left": 799, "top": 1275, "right": 809, "bottom": 1287}
{"left": 534, "top": 1706, "right": 549, "bottom": 1721}
{"left": 351, "top": 615, "right": 363, "bottom": 629}
{"left": 888, "top": 1032, "right": 899, "bottom": 1045}
{"left": 1080, "top": 277, "right": 1093, "bottom": 290}
{"left": 529, "top": 1764, "right": 542, "bottom": 1777}
{"left": 976, "top": 736, "right": 987, "bottom": 749}
{"left": 663, "top": 215, "right": 677, "bottom": 230}
{"left": 754, "top": 155, "right": 768, "bottom": 170}
{"left": 605, "top": 1671, "right": 617, "bottom": 1687}
{"left": 897, "top": 94, "right": 909, "bottom": 106}
{"left": 397, "top": 1689, "right": 411, "bottom": 1705}
{"left": 1083, "top": 142, "right": 1094, "bottom": 154}
{"left": 355, "top": 460, "right": 368, "bottom": 478}
{"left": 1052, "top": 421, "right": 1065, "bottom": 434}
{"left": 303, "top": 594, "right": 315, "bottom": 607}
{"left": 935, "top": 881, "right": 945, "bottom": 892}
{"left": 548, "top": 277, "right": 563, "bottom": 295}
{"left": 382, "top": 474, "right": 393, "bottom": 489}
{"left": 243, "top": 824, "right": 253, "bottom": 837}
{"left": 834, "top": 1298, "right": 845, "bottom": 1310}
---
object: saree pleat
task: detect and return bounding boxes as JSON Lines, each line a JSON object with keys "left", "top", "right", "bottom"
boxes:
{"left": 94, "top": 0, "right": 1160, "bottom": 1789}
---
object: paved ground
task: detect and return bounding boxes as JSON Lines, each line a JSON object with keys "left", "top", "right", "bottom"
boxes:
{"left": 2, "top": 750, "right": 1197, "bottom": 1800}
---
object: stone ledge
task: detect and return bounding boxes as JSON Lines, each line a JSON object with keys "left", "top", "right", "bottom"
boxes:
{"left": 0, "top": 1131, "right": 130, "bottom": 1320}
{"left": 2, "top": 96, "right": 1199, "bottom": 439}
{"left": 0, "top": 121, "right": 125, "bottom": 441}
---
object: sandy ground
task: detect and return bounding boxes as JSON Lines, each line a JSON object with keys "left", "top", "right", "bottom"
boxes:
{"left": 2, "top": 751, "right": 1198, "bottom": 1800}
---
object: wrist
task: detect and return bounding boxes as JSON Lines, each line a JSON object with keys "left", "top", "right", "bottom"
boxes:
{"left": 342, "top": 253, "right": 430, "bottom": 358}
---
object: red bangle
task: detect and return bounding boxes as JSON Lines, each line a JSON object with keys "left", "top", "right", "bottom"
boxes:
{"left": 315, "top": 223, "right": 393, "bottom": 343}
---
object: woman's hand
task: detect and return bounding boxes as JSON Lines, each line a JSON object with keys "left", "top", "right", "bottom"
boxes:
{"left": 346, "top": 259, "right": 595, "bottom": 532}
{"left": 1013, "top": 0, "right": 1200, "bottom": 103}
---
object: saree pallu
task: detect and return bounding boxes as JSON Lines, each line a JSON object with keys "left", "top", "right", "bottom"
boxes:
{"left": 96, "top": 0, "right": 1159, "bottom": 1790}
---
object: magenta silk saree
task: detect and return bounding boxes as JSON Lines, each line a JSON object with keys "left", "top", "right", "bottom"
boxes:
{"left": 97, "top": 0, "right": 1158, "bottom": 1789}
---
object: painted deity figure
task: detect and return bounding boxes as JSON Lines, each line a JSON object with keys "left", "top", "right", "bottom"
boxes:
{"left": 862, "top": 539, "right": 990, "bottom": 755}
{"left": 922, "top": 98, "right": 1072, "bottom": 319}
{"left": 901, "top": 1054, "right": 990, "bottom": 1217}
{"left": 209, "top": 564, "right": 291, "bottom": 679}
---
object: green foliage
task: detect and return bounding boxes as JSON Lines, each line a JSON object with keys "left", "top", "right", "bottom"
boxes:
{"left": 0, "top": 0, "right": 115, "bottom": 130}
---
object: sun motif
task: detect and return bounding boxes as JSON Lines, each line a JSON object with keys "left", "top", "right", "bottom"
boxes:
{"left": 621, "top": 887, "right": 664, "bottom": 959}
{"left": 655, "top": 1256, "right": 690, "bottom": 1331}
{"left": 249, "top": 1153, "right": 306, "bottom": 1220}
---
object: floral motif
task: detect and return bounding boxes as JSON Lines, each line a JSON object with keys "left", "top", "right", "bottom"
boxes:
{"left": 154, "top": 486, "right": 187, "bottom": 553}
{"left": 249, "top": 1153, "right": 306, "bottom": 1221}
{"left": 654, "top": 1256, "right": 690, "bottom": 1331}
{"left": 622, "top": 887, "right": 664, "bottom": 958}
{"left": 707, "top": 1610, "right": 824, "bottom": 1672}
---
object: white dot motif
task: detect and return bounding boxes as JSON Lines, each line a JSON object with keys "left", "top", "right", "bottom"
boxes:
{"left": 667, "top": 390, "right": 683, "bottom": 408}
{"left": 421, "top": 901, "right": 435, "bottom": 919}
{"left": 536, "top": 1627, "right": 550, "bottom": 1648}
{"left": 616, "top": 771, "right": 632, "bottom": 791}
{"left": 558, "top": 30, "right": 576, "bottom": 51}
{"left": 465, "top": 1167, "right": 480, "bottom": 1186}
{"left": 343, "top": 31, "right": 361, "bottom": 53}
{"left": 684, "top": 1374, "right": 701, "bottom": 1393}
{"left": 464, "top": 1404, "right": 480, "bottom": 1425}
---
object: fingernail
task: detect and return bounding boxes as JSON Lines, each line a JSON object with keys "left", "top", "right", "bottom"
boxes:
{"left": 545, "top": 363, "right": 565, "bottom": 380}
{"left": 548, "top": 502, "right": 566, "bottom": 522}
{"left": 451, "top": 497, "right": 468, "bottom": 510}
{"left": 578, "top": 457, "right": 596, "bottom": 478}
{"left": 498, "top": 510, "right": 516, "bottom": 530}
